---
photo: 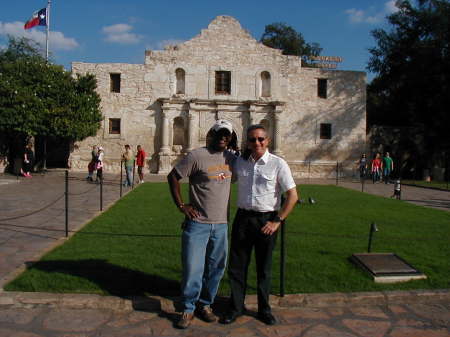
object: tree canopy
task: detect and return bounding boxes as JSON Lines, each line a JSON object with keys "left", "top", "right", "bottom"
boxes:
{"left": 260, "top": 23, "right": 322, "bottom": 64}
{"left": 0, "top": 37, "right": 102, "bottom": 149}
{"left": 367, "top": 0, "right": 450, "bottom": 165}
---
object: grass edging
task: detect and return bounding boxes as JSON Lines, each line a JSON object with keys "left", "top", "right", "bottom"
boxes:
{"left": 1, "top": 289, "right": 450, "bottom": 312}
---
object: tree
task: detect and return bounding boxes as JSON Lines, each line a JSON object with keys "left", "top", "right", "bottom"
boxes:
{"left": 260, "top": 23, "right": 322, "bottom": 65}
{"left": 0, "top": 37, "right": 102, "bottom": 169}
{"left": 367, "top": 0, "right": 450, "bottom": 169}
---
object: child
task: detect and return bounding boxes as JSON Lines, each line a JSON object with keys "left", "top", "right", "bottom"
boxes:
{"left": 392, "top": 180, "right": 401, "bottom": 199}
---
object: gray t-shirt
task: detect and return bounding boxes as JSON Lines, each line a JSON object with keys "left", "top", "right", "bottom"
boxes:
{"left": 175, "top": 147, "right": 236, "bottom": 224}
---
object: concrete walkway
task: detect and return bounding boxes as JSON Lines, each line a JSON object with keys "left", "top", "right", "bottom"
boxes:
{"left": 0, "top": 172, "right": 449, "bottom": 336}
{"left": 303, "top": 178, "right": 450, "bottom": 212}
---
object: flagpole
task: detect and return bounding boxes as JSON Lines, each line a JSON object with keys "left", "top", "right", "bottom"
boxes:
{"left": 42, "top": 0, "right": 51, "bottom": 172}
{"left": 45, "top": 0, "right": 51, "bottom": 62}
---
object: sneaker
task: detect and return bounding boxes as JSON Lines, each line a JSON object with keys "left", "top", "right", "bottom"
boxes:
{"left": 176, "top": 312, "right": 194, "bottom": 329}
{"left": 197, "top": 306, "right": 216, "bottom": 323}
{"left": 141, "top": 180, "right": 144, "bottom": 184}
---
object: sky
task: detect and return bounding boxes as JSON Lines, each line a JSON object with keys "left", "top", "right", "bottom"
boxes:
{"left": 1, "top": 0, "right": 399, "bottom": 82}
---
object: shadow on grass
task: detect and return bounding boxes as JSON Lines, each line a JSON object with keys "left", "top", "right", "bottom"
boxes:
{"left": 27, "top": 259, "right": 231, "bottom": 324}
{"left": 27, "top": 259, "right": 180, "bottom": 298}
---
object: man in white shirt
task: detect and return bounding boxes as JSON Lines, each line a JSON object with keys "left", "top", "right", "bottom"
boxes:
{"left": 222, "top": 124, "right": 298, "bottom": 326}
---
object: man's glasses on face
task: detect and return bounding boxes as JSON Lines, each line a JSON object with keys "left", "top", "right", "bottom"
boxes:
{"left": 248, "top": 137, "right": 266, "bottom": 143}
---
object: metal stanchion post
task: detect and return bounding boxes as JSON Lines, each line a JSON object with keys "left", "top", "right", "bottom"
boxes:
{"left": 100, "top": 176, "right": 103, "bottom": 211}
{"left": 280, "top": 219, "right": 286, "bottom": 297}
{"left": 336, "top": 161, "right": 339, "bottom": 185}
{"left": 445, "top": 153, "right": 450, "bottom": 191}
{"left": 367, "top": 222, "right": 378, "bottom": 253}
{"left": 308, "top": 161, "right": 311, "bottom": 180}
{"left": 65, "top": 170, "right": 69, "bottom": 237}
{"left": 361, "top": 173, "right": 365, "bottom": 192}
{"left": 120, "top": 160, "right": 123, "bottom": 198}
{"left": 132, "top": 160, "right": 136, "bottom": 188}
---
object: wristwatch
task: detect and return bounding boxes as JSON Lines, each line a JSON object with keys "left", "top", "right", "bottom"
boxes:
{"left": 273, "top": 215, "right": 282, "bottom": 223}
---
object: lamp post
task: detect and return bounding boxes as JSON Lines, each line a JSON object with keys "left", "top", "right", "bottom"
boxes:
{"left": 367, "top": 222, "right": 378, "bottom": 253}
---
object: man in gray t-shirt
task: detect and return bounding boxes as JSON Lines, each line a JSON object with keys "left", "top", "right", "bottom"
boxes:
{"left": 167, "top": 119, "right": 235, "bottom": 329}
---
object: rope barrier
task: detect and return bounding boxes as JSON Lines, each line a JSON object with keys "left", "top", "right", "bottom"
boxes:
{"left": 286, "top": 230, "right": 449, "bottom": 243}
{"left": 67, "top": 184, "right": 98, "bottom": 196}
{"left": 0, "top": 194, "right": 65, "bottom": 222}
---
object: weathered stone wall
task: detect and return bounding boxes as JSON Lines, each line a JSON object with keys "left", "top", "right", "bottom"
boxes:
{"left": 70, "top": 16, "right": 366, "bottom": 176}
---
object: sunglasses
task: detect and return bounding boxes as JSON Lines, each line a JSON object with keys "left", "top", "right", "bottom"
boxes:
{"left": 248, "top": 137, "right": 266, "bottom": 143}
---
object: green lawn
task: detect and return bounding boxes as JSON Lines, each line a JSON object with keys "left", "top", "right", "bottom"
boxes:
{"left": 5, "top": 183, "right": 450, "bottom": 296}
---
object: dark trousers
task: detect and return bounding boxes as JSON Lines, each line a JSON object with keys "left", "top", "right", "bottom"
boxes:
{"left": 228, "top": 208, "right": 278, "bottom": 314}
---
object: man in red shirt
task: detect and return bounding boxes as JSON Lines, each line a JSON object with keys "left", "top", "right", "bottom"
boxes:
{"left": 136, "top": 145, "right": 146, "bottom": 184}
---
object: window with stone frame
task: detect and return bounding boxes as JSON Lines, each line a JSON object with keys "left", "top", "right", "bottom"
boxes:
{"left": 318, "top": 78, "right": 327, "bottom": 99}
{"left": 110, "top": 73, "right": 121, "bottom": 93}
{"left": 175, "top": 68, "right": 185, "bottom": 94}
{"left": 320, "top": 123, "right": 332, "bottom": 139}
{"left": 261, "top": 71, "right": 271, "bottom": 97}
{"left": 215, "top": 71, "right": 231, "bottom": 95}
{"left": 109, "top": 118, "right": 121, "bottom": 134}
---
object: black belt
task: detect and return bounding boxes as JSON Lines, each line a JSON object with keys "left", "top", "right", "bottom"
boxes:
{"left": 238, "top": 208, "right": 276, "bottom": 217}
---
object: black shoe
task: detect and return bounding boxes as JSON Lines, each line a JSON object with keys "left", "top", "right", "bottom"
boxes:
{"left": 221, "top": 311, "right": 242, "bottom": 324}
{"left": 257, "top": 312, "right": 276, "bottom": 325}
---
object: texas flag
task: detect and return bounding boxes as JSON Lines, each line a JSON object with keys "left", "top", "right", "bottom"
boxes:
{"left": 24, "top": 8, "right": 47, "bottom": 29}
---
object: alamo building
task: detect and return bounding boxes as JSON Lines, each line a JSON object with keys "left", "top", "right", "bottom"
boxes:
{"left": 70, "top": 15, "right": 366, "bottom": 177}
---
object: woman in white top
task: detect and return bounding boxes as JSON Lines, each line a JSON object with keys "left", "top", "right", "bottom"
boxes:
{"left": 96, "top": 147, "right": 104, "bottom": 183}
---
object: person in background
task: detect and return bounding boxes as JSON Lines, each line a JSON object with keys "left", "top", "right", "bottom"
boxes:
{"left": 383, "top": 152, "right": 394, "bottom": 184}
{"left": 136, "top": 145, "right": 146, "bottom": 184}
{"left": 22, "top": 143, "right": 34, "bottom": 178}
{"left": 371, "top": 153, "right": 382, "bottom": 183}
{"left": 95, "top": 147, "right": 104, "bottom": 183}
{"left": 358, "top": 153, "right": 368, "bottom": 181}
{"left": 122, "top": 144, "right": 134, "bottom": 187}
{"left": 86, "top": 145, "right": 97, "bottom": 182}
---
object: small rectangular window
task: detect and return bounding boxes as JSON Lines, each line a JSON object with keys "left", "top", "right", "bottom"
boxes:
{"left": 109, "top": 118, "right": 121, "bottom": 134}
{"left": 320, "top": 123, "right": 332, "bottom": 139}
{"left": 110, "top": 73, "right": 121, "bottom": 93}
{"left": 318, "top": 78, "right": 327, "bottom": 98}
{"left": 215, "top": 71, "right": 231, "bottom": 95}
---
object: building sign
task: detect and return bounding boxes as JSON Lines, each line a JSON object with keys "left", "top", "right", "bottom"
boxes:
{"left": 304, "top": 55, "right": 343, "bottom": 69}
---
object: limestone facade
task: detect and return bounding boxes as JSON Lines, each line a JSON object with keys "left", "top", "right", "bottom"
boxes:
{"left": 70, "top": 16, "right": 366, "bottom": 177}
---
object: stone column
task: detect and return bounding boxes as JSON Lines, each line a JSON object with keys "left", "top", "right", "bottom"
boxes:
{"left": 186, "top": 113, "right": 195, "bottom": 152}
{"left": 158, "top": 109, "right": 172, "bottom": 173}
{"left": 247, "top": 104, "right": 256, "bottom": 129}
{"left": 160, "top": 111, "right": 170, "bottom": 155}
{"left": 272, "top": 108, "right": 283, "bottom": 157}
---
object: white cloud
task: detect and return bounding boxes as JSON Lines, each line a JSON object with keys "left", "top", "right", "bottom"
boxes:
{"left": 385, "top": 0, "right": 400, "bottom": 14}
{"left": 345, "top": 9, "right": 366, "bottom": 23}
{"left": 345, "top": 1, "right": 399, "bottom": 25}
{"left": 102, "top": 23, "right": 141, "bottom": 44}
{"left": 155, "top": 39, "right": 185, "bottom": 50}
{"left": 0, "top": 21, "right": 79, "bottom": 50}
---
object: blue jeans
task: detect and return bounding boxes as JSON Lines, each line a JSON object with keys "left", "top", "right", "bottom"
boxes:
{"left": 124, "top": 166, "right": 133, "bottom": 186}
{"left": 181, "top": 220, "right": 228, "bottom": 313}
{"left": 384, "top": 168, "right": 391, "bottom": 183}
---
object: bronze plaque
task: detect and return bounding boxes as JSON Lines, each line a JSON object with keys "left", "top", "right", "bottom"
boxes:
{"left": 351, "top": 253, "right": 421, "bottom": 276}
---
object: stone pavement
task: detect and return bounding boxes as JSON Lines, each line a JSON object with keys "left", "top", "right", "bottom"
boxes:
{"left": 0, "top": 291, "right": 449, "bottom": 336}
{"left": 0, "top": 172, "right": 449, "bottom": 336}
{"left": 0, "top": 171, "right": 128, "bottom": 288}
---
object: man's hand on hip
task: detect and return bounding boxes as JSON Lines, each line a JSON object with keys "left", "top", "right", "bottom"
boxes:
{"left": 180, "top": 204, "right": 200, "bottom": 220}
{"left": 261, "top": 220, "right": 281, "bottom": 236}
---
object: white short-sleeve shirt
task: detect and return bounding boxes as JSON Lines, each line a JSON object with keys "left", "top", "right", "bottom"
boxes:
{"left": 234, "top": 150, "right": 296, "bottom": 212}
